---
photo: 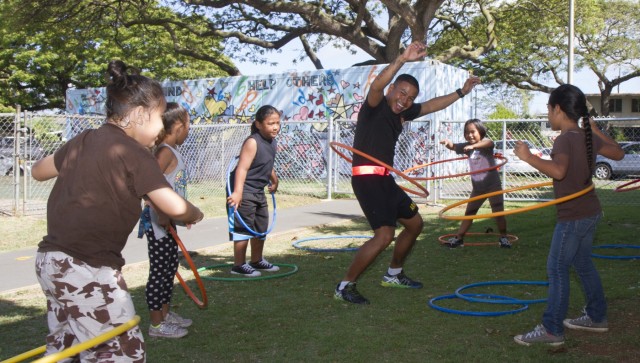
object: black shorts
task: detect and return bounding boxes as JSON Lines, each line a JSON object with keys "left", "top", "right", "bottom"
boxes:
{"left": 351, "top": 174, "right": 419, "bottom": 230}
{"left": 227, "top": 191, "right": 269, "bottom": 241}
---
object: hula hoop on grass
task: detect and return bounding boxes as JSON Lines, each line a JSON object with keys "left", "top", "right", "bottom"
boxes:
{"left": 329, "top": 142, "right": 429, "bottom": 198}
{"left": 168, "top": 225, "right": 208, "bottom": 309}
{"left": 438, "top": 233, "right": 519, "bottom": 247}
{"left": 226, "top": 156, "right": 277, "bottom": 237}
{"left": 28, "top": 316, "right": 140, "bottom": 363}
{"left": 197, "top": 263, "right": 298, "bottom": 281}
{"left": 2, "top": 346, "right": 46, "bottom": 363}
{"left": 455, "top": 280, "right": 548, "bottom": 305}
{"left": 439, "top": 182, "right": 595, "bottom": 220}
{"left": 403, "top": 154, "right": 508, "bottom": 181}
{"left": 591, "top": 244, "right": 640, "bottom": 260}
{"left": 428, "top": 294, "right": 529, "bottom": 317}
{"left": 614, "top": 178, "right": 640, "bottom": 193}
{"left": 292, "top": 235, "right": 372, "bottom": 252}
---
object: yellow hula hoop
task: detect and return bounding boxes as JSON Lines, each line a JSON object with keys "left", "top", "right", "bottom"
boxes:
{"left": 28, "top": 316, "right": 141, "bottom": 363}
{"left": 439, "top": 182, "right": 595, "bottom": 220}
{"left": 329, "top": 141, "right": 429, "bottom": 198}
{"left": 1, "top": 346, "right": 46, "bottom": 363}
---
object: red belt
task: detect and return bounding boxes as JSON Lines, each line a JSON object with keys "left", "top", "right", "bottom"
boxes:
{"left": 352, "top": 165, "right": 390, "bottom": 176}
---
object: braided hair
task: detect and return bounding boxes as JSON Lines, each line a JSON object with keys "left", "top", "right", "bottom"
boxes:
{"left": 548, "top": 84, "right": 593, "bottom": 184}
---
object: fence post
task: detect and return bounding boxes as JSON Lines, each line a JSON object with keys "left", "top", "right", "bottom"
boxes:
{"left": 12, "top": 105, "right": 21, "bottom": 216}
{"left": 325, "top": 116, "right": 334, "bottom": 201}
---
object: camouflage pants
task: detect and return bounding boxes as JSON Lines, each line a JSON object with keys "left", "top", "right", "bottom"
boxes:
{"left": 35, "top": 251, "right": 146, "bottom": 363}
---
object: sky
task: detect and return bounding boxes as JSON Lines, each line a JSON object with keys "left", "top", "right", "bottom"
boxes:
{"left": 237, "top": 41, "right": 640, "bottom": 117}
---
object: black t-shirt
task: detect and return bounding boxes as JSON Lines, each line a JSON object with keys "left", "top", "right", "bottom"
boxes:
{"left": 352, "top": 98, "right": 421, "bottom": 167}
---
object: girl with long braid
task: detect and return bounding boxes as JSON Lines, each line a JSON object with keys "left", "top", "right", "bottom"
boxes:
{"left": 512, "top": 84, "right": 623, "bottom": 346}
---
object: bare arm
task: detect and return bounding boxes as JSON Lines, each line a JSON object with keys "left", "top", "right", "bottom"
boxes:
{"left": 440, "top": 139, "right": 454, "bottom": 150}
{"left": 31, "top": 155, "right": 58, "bottom": 181}
{"left": 147, "top": 187, "right": 203, "bottom": 225}
{"left": 591, "top": 119, "right": 624, "bottom": 160}
{"left": 155, "top": 146, "right": 177, "bottom": 174}
{"left": 463, "top": 138, "right": 494, "bottom": 152}
{"left": 267, "top": 169, "right": 278, "bottom": 193}
{"left": 419, "top": 76, "right": 481, "bottom": 116}
{"left": 367, "top": 41, "right": 427, "bottom": 108}
{"left": 514, "top": 141, "right": 569, "bottom": 180}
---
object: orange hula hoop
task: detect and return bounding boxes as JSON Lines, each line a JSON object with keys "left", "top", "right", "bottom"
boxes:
{"left": 438, "top": 233, "right": 519, "bottom": 247}
{"left": 614, "top": 178, "right": 640, "bottom": 193}
{"left": 403, "top": 154, "right": 508, "bottom": 181}
{"left": 329, "top": 141, "right": 429, "bottom": 198}
{"left": 439, "top": 181, "right": 595, "bottom": 220}
{"left": 168, "top": 225, "right": 208, "bottom": 309}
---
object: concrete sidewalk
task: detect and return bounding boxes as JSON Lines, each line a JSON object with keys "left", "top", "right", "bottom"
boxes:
{"left": 0, "top": 199, "right": 363, "bottom": 293}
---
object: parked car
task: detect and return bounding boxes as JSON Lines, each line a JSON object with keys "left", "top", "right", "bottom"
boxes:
{"left": 594, "top": 142, "right": 640, "bottom": 180}
{"left": 494, "top": 140, "right": 550, "bottom": 174}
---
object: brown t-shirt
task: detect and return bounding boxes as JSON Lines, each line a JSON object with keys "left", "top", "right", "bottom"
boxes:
{"left": 38, "top": 123, "right": 171, "bottom": 269}
{"left": 552, "top": 130, "right": 602, "bottom": 221}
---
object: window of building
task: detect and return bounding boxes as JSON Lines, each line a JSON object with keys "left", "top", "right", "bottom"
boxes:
{"left": 632, "top": 99, "right": 640, "bottom": 113}
{"left": 608, "top": 98, "right": 623, "bottom": 113}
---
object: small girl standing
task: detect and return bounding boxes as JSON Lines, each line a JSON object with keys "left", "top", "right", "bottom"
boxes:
{"left": 139, "top": 103, "right": 192, "bottom": 338}
{"left": 513, "top": 84, "right": 623, "bottom": 346}
{"left": 227, "top": 105, "right": 281, "bottom": 277}
{"left": 440, "top": 119, "right": 510, "bottom": 248}
{"left": 32, "top": 60, "right": 203, "bottom": 361}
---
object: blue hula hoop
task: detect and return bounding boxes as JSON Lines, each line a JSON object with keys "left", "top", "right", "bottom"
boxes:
{"left": 591, "top": 244, "right": 640, "bottom": 260}
{"left": 226, "top": 156, "right": 277, "bottom": 237}
{"left": 292, "top": 235, "right": 372, "bottom": 252}
{"left": 428, "top": 293, "right": 529, "bottom": 317}
{"left": 455, "top": 280, "right": 548, "bottom": 305}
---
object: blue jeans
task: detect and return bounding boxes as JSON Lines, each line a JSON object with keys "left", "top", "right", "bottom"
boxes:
{"left": 542, "top": 212, "right": 606, "bottom": 336}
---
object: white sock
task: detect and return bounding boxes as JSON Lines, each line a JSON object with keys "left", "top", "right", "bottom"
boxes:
{"left": 338, "top": 281, "right": 350, "bottom": 290}
{"left": 388, "top": 267, "right": 402, "bottom": 276}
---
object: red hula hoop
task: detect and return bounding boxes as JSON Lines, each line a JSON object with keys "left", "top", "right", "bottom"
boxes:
{"left": 169, "top": 225, "right": 208, "bottom": 309}
{"left": 614, "top": 178, "right": 640, "bottom": 193}
{"left": 403, "top": 154, "right": 508, "bottom": 181}
{"left": 329, "top": 141, "right": 429, "bottom": 198}
{"left": 438, "top": 233, "right": 519, "bottom": 247}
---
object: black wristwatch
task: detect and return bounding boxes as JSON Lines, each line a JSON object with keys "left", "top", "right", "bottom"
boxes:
{"left": 456, "top": 88, "right": 465, "bottom": 98}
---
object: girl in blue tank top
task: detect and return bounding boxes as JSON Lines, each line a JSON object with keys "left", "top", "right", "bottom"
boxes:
{"left": 227, "top": 105, "right": 281, "bottom": 277}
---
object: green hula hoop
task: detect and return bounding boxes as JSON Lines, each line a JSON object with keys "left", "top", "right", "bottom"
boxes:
{"left": 197, "top": 263, "right": 298, "bottom": 281}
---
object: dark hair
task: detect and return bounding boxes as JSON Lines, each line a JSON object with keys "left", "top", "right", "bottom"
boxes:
{"left": 464, "top": 118, "right": 487, "bottom": 139}
{"left": 156, "top": 102, "right": 189, "bottom": 145}
{"left": 105, "top": 60, "right": 166, "bottom": 126}
{"left": 394, "top": 74, "right": 420, "bottom": 94}
{"left": 251, "top": 105, "right": 280, "bottom": 134}
{"left": 548, "top": 84, "right": 593, "bottom": 181}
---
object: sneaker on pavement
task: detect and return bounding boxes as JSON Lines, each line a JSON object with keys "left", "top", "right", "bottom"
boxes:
{"left": 446, "top": 236, "right": 464, "bottom": 248}
{"left": 334, "top": 282, "right": 370, "bottom": 305}
{"left": 514, "top": 324, "right": 564, "bottom": 346}
{"left": 249, "top": 258, "right": 280, "bottom": 272}
{"left": 380, "top": 272, "right": 423, "bottom": 289}
{"left": 499, "top": 236, "right": 512, "bottom": 248}
{"left": 231, "top": 263, "right": 261, "bottom": 277}
{"left": 563, "top": 313, "right": 609, "bottom": 332}
{"left": 165, "top": 311, "right": 192, "bottom": 328}
{"left": 148, "top": 322, "right": 188, "bottom": 339}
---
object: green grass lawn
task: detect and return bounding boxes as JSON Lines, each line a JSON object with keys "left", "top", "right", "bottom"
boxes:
{"left": 1, "top": 203, "right": 639, "bottom": 362}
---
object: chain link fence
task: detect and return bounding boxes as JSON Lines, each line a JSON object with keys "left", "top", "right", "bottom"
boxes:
{"left": 1, "top": 112, "right": 639, "bottom": 216}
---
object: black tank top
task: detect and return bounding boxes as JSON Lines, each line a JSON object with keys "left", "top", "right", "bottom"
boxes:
{"left": 232, "top": 133, "right": 277, "bottom": 193}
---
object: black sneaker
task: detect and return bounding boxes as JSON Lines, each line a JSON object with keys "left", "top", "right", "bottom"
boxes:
{"left": 446, "top": 236, "right": 464, "bottom": 248}
{"left": 230, "top": 263, "right": 261, "bottom": 277}
{"left": 499, "top": 236, "right": 512, "bottom": 248}
{"left": 249, "top": 258, "right": 280, "bottom": 272}
{"left": 381, "top": 272, "right": 423, "bottom": 288}
{"left": 334, "top": 282, "right": 370, "bottom": 305}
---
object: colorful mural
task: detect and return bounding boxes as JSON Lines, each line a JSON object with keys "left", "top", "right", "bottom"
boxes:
{"left": 66, "top": 60, "right": 471, "bottom": 125}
